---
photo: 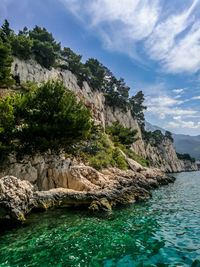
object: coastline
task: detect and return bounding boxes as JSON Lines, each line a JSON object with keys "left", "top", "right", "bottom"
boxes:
{"left": 0, "top": 162, "right": 175, "bottom": 222}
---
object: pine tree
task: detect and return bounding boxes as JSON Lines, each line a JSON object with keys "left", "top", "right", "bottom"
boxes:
{"left": 29, "top": 26, "right": 61, "bottom": 68}
{"left": 0, "top": 19, "right": 12, "bottom": 42}
{"left": 0, "top": 39, "right": 14, "bottom": 87}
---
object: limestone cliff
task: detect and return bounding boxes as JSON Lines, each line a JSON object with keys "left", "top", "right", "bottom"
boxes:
{"left": 9, "top": 57, "right": 198, "bottom": 172}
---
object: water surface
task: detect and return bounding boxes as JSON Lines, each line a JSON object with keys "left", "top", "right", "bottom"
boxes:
{"left": 0, "top": 171, "right": 200, "bottom": 266}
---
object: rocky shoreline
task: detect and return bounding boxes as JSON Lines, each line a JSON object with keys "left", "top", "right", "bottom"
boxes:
{"left": 0, "top": 160, "right": 175, "bottom": 222}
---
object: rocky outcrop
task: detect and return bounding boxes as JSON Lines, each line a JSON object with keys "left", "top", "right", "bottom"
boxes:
{"left": 0, "top": 164, "right": 175, "bottom": 221}
{"left": 9, "top": 57, "right": 194, "bottom": 172}
{"left": 10, "top": 58, "right": 146, "bottom": 160}
{"left": 0, "top": 152, "right": 72, "bottom": 190}
{"left": 181, "top": 160, "right": 199, "bottom": 172}
{"left": 146, "top": 139, "right": 184, "bottom": 172}
{"left": 145, "top": 139, "right": 198, "bottom": 172}
{"left": 0, "top": 176, "right": 34, "bottom": 221}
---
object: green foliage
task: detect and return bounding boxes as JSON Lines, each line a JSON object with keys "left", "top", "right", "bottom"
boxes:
{"left": 60, "top": 47, "right": 91, "bottom": 88}
{"left": 16, "top": 80, "right": 92, "bottom": 151}
{"left": 129, "top": 91, "right": 147, "bottom": 127}
{"left": 11, "top": 30, "right": 33, "bottom": 60}
{"left": 0, "top": 38, "right": 14, "bottom": 87}
{"left": 85, "top": 58, "right": 105, "bottom": 90}
{"left": 165, "top": 130, "right": 173, "bottom": 142}
{"left": 176, "top": 152, "right": 195, "bottom": 163}
{"left": 0, "top": 96, "right": 15, "bottom": 156}
{"left": 112, "top": 148, "right": 127, "bottom": 170}
{"left": 121, "top": 146, "right": 150, "bottom": 167}
{"left": 103, "top": 72, "right": 130, "bottom": 112}
{"left": 0, "top": 20, "right": 147, "bottom": 133}
{"left": 142, "top": 128, "right": 174, "bottom": 147}
{"left": 0, "top": 19, "right": 12, "bottom": 43}
{"left": 87, "top": 136, "right": 127, "bottom": 171}
{"left": 106, "top": 121, "right": 138, "bottom": 148}
{"left": 75, "top": 125, "right": 127, "bottom": 170}
{"left": 29, "top": 26, "right": 61, "bottom": 68}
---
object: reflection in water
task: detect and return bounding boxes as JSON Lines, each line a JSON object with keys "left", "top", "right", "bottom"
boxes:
{"left": 0, "top": 171, "right": 200, "bottom": 266}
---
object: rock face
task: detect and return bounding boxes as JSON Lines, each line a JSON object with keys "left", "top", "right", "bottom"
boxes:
{"left": 145, "top": 139, "right": 198, "bottom": 172}
{"left": 9, "top": 57, "right": 194, "bottom": 172}
{"left": 0, "top": 163, "right": 175, "bottom": 221}
{"left": 181, "top": 160, "right": 198, "bottom": 172}
{"left": 0, "top": 152, "right": 72, "bottom": 191}
{"left": 0, "top": 176, "right": 34, "bottom": 221}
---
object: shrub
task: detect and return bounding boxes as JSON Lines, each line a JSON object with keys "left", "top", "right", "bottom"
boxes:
{"left": 176, "top": 152, "right": 195, "bottom": 163}
{"left": 112, "top": 148, "right": 127, "bottom": 170}
{"left": 106, "top": 121, "right": 138, "bottom": 148}
{"left": 0, "top": 39, "right": 14, "bottom": 87}
{"left": 0, "top": 96, "right": 15, "bottom": 157}
{"left": 121, "top": 146, "right": 150, "bottom": 167}
{"left": 16, "top": 80, "right": 92, "bottom": 151}
{"left": 29, "top": 26, "right": 61, "bottom": 68}
{"left": 11, "top": 33, "right": 33, "bottom": 60}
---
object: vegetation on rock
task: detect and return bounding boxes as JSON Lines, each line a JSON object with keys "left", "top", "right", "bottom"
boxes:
{"left": 0, "top": 80, "right": 92, "bottom": 156}
{"left": 0, "top": 39, "right": 14, "bottom": 87}
{"left": 0, "top": 20, "right": 147, "bottom": 126}
{"left": 176, "top": 152, "right": 195, "bottom": 163}
{"left": 106, "top": 121, "right": 138, "bottom": 148}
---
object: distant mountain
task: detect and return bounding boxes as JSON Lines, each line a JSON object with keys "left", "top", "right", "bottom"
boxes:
{"left": 145, "top": 121, "right": 200, "bottom": 160}
{"left": 145, "top": 121, "right": 165, "bottom": 134}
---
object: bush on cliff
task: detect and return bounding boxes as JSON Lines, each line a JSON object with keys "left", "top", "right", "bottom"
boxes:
{"left": 0, "top": 96, "right": 15, "bottom": 157}
{"left": 11, "top": 27, "right": 33, "bottom": 60}
{"left": 106, "top": 121, "right": 138, "bottom": 148}
{"left": 16, "top": 80, "right": 92, "bottom": 151}
{"left": 29, "top": 26, "right": 61, "bottom": 69}
{"left": 176, "top": 152, "right": 195, "bottom": 163}
{"left": 0, "top": 38, "right": 14, "bottom": 87}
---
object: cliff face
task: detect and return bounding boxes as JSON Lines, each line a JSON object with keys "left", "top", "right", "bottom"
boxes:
{"left": 10, "top": 57, "right": 198, "bottom": 172}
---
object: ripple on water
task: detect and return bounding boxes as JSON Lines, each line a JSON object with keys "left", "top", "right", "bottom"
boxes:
{"left": 0, "top": 171, "right": 200, "bottom": 266}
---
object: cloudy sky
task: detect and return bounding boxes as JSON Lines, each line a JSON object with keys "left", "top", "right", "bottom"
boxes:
{"left": 1, "top": 0, "right": 200, "bottom": 135}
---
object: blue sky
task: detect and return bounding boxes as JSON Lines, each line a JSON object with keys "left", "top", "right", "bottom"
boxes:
{"left": 1, "top": 0, "right": 200, "bottom": 136}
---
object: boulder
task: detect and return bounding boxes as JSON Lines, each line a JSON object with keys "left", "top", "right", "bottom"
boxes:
{"left": 0, "top": 176, "right": 34, "bottom": 221}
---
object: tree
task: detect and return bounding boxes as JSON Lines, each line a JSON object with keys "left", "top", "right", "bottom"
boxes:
{"left": 151, "top": 130, "right": 165, "bottom": 145}
{"left": 85, "top": 58, "right": 105, "bottom": 90}
{"left": 29, "top": 26, "right": 61, "bottom": 68}
{"left": 106, "top": 121, "right": 138, "bottom": 148}
{"left": 177, "top": 152, "right": 195, "bottom": 163}
{"left": 0, "top": 19, "right": 12, "bottom": 43}
{"left": 0, "top": 39, "right": 14, "bottom": 87}
{"left": 165, "top": 131, "right": 173, "bottom": 142}
{"left": 17, "top": 80, "right": 92, "bottom": 151}
{"left": 129, "top": 91, "right": 147, "bottom": 126}
{"left": 0, "top": 96, "right": 15, "bottom": 156}
{"left": 60, "top": 47, "right": 91, "bottom": 87}
{"left": 11, "top": 31, "right": 33, "bottom": 60}
{"left": 116, "top": 78, "right": 130, "bottom": 99}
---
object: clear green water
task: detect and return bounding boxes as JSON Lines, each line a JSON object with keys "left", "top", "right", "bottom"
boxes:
{"left": 0, "top": 171, "right": 200, "bottom": 267}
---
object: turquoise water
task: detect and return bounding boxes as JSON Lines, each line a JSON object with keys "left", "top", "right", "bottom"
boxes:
{"left": 0, "top": 171, "right": 200, "bottom": 267}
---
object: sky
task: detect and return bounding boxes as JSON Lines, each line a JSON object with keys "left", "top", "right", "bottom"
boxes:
{"left": 1, "top": 0, "right": 200, "bottom": 136}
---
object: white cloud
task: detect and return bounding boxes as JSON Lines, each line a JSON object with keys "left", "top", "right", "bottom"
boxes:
{"left": 173, "top": 116, "right": 182, "bottom": 120}
{"left": 191, "top": 95, "right": 200, "bottom": 100}
{"left": 61, "top": 0, "right": 160, "bottom": 59}
{"left": 163, "top": 22, "right": 200, "bottom": 73}
{"left": 167, "top": 121, "right": 180, "bottom": 128}
{"left": 145, "top": 0, "right": 199, "bottom": 73}
{"left": 146, "top": 95, "right": 183, "bottom": 107}
{"left": 172, "top": 89, "right": 184, "bottom": 93}
{"left": 148, "top": 106, "right": 197, "bottom": 116}
{"left": 167, "top": 118, "right": 200, "bottom": 129}
{"left": 146, "top": 94, "right": 198, "bottom": 119}
{"left": 61, "top": 0, "right": 200, "bottom": 73}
